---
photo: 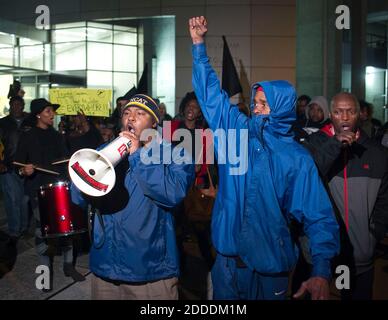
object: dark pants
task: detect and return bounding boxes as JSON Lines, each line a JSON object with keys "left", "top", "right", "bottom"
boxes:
{"left": 31, "top": 196, "right": 73, "bottom": 267}
{"left": 191, "top": 221, "right": 215, "bottom": 271}
{"left": 341, "top": 267, "right": 375, "bottom": 300}
{"left": 0, "top": 171, "right": 29, "bottom": 237}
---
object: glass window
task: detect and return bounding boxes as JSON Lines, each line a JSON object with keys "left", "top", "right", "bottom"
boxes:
{"left": 87, "top": 27, "right": 112, "bottom": 43}
{"left": 113, "top": 44, "right": 137, "bottom": 72}
{"left": 0, "top": 33, "right": 16, "bottom": 46}
{"left": 38, "top": 85, "right": 49, "bottom": 101}
{"left": 88, "top": 22, "right": 113, "bottom": 30}
{"left": 0, "top": 43, "right": 13, "bottom": 49}
{"left": 113, "top": 72, "right": 137, "bottom": 101}
{"left": 21, "top": 86, "right": 36, "bottom": 112}
{"left": 53, "top": 28, "right": 86, "bottom": 42}
{"left": 87, "top": 70, "right": 112, "bottom": 89}
{"left": 113, "top": 29, "right": 137, "bottom": 46}
{"left": 54, "top": 42, "right": 86, "bottom": 70}
{"left": 54, "top": 22, "right": 86, "bottom": 29}
{"left": 20, "top": 45, "right": 44, "bottom": 69}
{"left": 0, "top": 47, "right": 14, "bottom": 66}
{"left": 114, "top": 25, "right": 137, "bottom": 33}
{"left": 13, "top": 47, "right": 19, "bottom": 66}
{"left": 44, "top": 44, "right": 51, "bottom": 70}
{"left": 19, "top": 37, "right": 42, "bottom": 46}
{"left": 87, "top": 42, "right": 112, "bottom": 71}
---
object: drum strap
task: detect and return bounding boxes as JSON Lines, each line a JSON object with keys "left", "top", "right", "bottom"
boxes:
{"left": 88, "top": 204, "right": 106, "bottom": 249}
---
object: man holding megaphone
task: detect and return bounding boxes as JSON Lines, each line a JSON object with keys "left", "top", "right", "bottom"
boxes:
{"left": 71, "top": 94, "right": 195, "bottom": 300}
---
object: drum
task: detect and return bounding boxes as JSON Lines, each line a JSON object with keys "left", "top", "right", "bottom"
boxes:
{"left": 37, "top": 181, "right": 88, "bottom": 238}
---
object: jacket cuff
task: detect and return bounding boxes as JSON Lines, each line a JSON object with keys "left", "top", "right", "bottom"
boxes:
{"left": 192, "top": 43, "right": 207, "bottom": 61}
{"left": 311, "top": 259, "right": 332, "bottom": 280}
{"left": 128, "top": 149, "right": 141, "bottom": 169}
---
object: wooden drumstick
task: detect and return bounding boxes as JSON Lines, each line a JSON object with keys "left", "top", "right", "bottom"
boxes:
{"left": 51, "top": 159, "right": 70, "bottom": 165}
{"left": 12, "top": 162, "right": 60, "bottom": 176}
{"left": 35, "top": 167, "right": 60, "bottom": 175}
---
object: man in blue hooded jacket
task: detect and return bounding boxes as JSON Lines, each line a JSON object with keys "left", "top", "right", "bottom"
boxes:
{"left": 189, "top": 16, "right": 339, "bottom": 300}
{"left": 71, "top": 94, "right": 195, "bottom": 299}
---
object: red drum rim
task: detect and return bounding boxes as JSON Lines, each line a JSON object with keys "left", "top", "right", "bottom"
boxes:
{"left": 39, "top": 180, "right": 69, "bottom": 191}
{"left": 41, "top": 228, "right": 88, "bottom": 239}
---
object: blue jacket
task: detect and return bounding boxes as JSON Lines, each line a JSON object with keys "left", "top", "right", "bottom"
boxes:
{"left": 192, "top": 43, "right": 339, "bottom": 279}
{"left": 71, "top": 139, "right": 195, "bottom": 282}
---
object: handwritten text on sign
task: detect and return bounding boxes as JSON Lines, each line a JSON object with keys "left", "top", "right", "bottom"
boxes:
{"left": 49, "top": 88, "right": 112, "bottom": 117}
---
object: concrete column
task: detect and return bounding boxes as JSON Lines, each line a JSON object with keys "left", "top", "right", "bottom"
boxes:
{"left": 350, "top": 0, "right": 367, "bottom": 100}
{"left": 296, "top": 0, "right": 343, "bottom": 100}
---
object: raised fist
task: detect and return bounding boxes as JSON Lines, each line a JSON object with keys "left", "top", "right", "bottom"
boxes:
{"left": 189, "top": 16, "right": 208, "bottom": 44}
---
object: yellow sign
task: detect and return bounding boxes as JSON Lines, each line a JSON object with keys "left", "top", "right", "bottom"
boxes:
{"left": 49, "top": 88, "right": 112, "bottom": 117}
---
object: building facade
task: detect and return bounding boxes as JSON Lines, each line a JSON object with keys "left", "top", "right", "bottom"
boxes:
{"left": 0, "top": 0, "right": 296, "bottom": 116}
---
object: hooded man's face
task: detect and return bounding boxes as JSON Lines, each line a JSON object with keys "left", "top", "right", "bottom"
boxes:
{"left": 330, "top": 96, "right": 359, "bottom": 134}
{"left": 253, "top": 90, "right": 271, "bottom": 116}
{"left": 308, "top": 103, "right": 324, "bottom": 123}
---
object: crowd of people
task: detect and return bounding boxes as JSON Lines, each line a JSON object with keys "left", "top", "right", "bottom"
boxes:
{"left": 0, "top": 16, "right": 387, "bottom": 300}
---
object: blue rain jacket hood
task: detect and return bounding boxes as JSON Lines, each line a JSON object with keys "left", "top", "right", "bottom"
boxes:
{"left": 248, "top": 81, "right": 297, "bottom": 147}
{"left": 192, "top": 42, "right": 339, "bottom": 277}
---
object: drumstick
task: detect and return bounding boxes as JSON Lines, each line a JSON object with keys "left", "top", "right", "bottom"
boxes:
{"left": 52, "top": 159, "right": 70, "bottom": 165}
{"left": 12, "top": 162, "right": 60, "bottom": 176}
{"left": 35, "top": 167, "right": 60, "bottom": 175}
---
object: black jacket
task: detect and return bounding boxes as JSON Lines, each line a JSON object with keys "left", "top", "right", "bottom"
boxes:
{"left": 15, "top": 126, "right": 69, "bottom": 198}
{"left": 304, "top": 125, "right": 388, "bottom": 274}
{"left": 0, "top": 114, "right": 30, "bottom": 170}
{"left": 66, "top": 124, "right": 103, "bottom": 155}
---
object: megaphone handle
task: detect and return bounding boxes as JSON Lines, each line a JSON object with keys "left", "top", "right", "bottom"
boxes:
{"left": 88, "top": 205, "right": 106, "bottom": 249}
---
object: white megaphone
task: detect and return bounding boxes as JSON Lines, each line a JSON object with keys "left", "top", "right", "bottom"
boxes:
{"left": 68, "top": 136, "right": 131, "bottom": 197}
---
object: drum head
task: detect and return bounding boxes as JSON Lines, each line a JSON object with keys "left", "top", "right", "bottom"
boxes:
{"left": 39, "top": 180, "right": 69, "bottom": 191}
